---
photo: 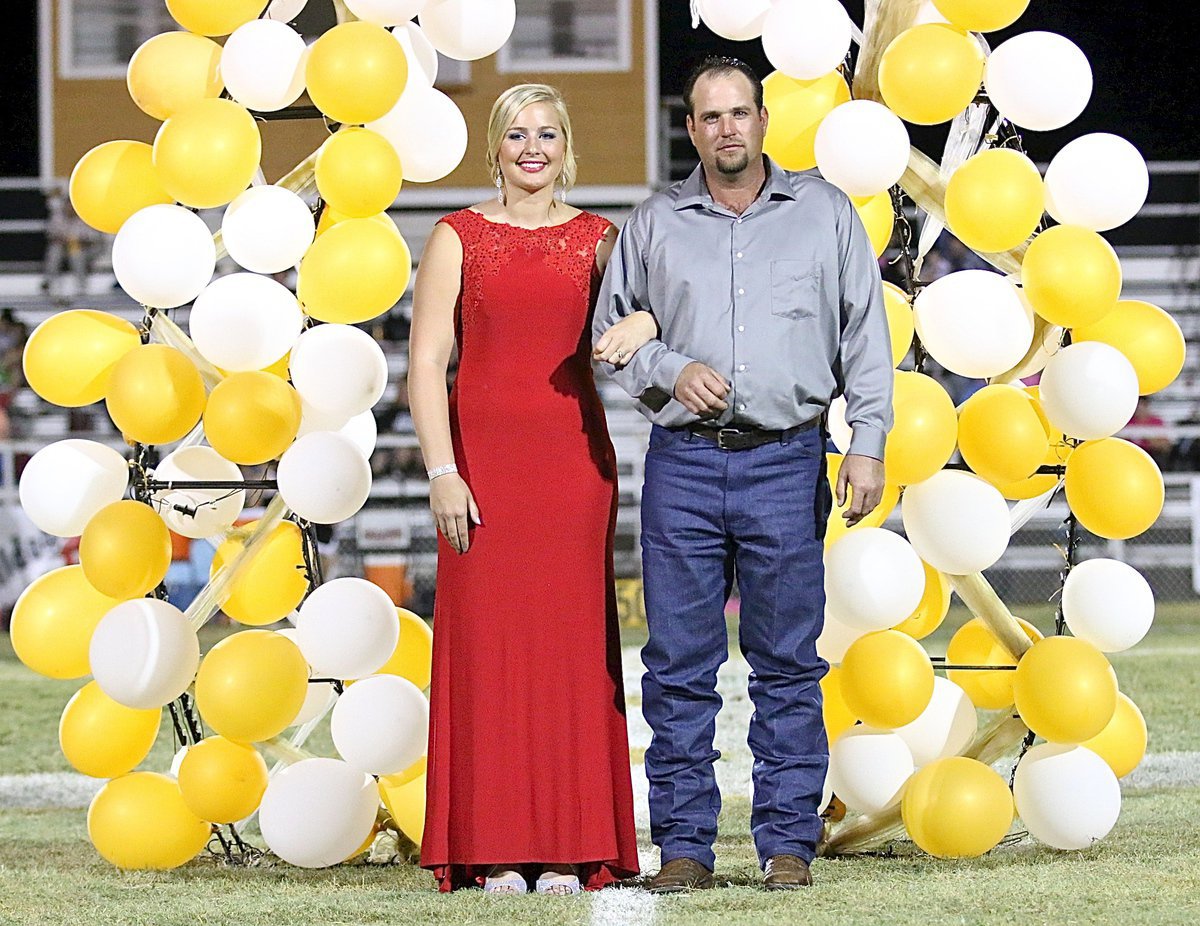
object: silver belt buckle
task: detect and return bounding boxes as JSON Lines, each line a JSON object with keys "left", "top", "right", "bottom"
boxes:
{"left": 717, "top": 428, "right": 740, "bottom": 451}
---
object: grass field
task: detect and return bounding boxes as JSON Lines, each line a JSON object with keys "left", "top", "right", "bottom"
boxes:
{"left": 1, "top": 601, "right": 1198, "bottom": 926}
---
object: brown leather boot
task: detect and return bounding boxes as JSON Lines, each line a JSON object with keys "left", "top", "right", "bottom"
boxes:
{"left": 647, "top": 857, "right": 715, "bottom": 894}
{"left": 763, "top": 854, "right": 813, "bottom": 890}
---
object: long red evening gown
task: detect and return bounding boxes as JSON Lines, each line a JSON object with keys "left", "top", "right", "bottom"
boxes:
{"left": 421, "top": 208, "right": 639, "bottom": 891}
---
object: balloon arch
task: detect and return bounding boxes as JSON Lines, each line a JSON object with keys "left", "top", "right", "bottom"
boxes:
{"left": 10, "top": 0, "right": 1180, "bottom": 870}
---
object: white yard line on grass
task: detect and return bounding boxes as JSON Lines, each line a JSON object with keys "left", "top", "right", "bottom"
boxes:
{"left": 590, "top": 887, "right": 658, "bottom": 926}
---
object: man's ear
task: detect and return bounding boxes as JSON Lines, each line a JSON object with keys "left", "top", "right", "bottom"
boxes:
{"left": 685, "top": 113, "right": 695, "bottom": 141}
{"left": 761, "top": 106, "right": 769, "bottom": 134}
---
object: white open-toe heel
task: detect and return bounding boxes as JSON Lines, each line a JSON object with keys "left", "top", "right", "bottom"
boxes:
{"left": 535, "top": 872, "right": 582, "bottom": 896}
{"left": 484, "top": 869, "right": 528, "bottom": 895}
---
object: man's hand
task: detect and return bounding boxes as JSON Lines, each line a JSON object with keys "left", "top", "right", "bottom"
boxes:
{"left": 674, "top": 362, "right": 729, "bottom": 416}
{"left": 836, "top": 454, "right": 885, "bottom": 527}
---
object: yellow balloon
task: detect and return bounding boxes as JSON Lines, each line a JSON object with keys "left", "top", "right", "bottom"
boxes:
{"left": 997, "top": 394, "right": 1071, "bottom": 499}
{"left": 315, "top": 206, "right": 400, "bottom": 239}
{"left": 902, "top": 757, "right": 1014, "bottom": 858}
{"left": 379, "top": 757, "right": 427, "bottom": 845}
{"left": 316, "top": 127, "right": 404, "bottom": 218}
{"left": 127, "top": 31, "right": 223, "bottom": 121}
{"left": 945, "top": 149, "right": 1044, "bottom": 253}
{"left": 1021, "top": 225, "right": 1122, "bottom": 328}
{"left": 852, "top": 191, "right": 895, "bottom": 259}
{"left": 105, "top": 344, "right": 206, "bottom": 445}
{"left": 299, "top": 217, "right": 412, "bottom": 324}
{"left": 933, "top": 0, "right": 1030, "bottom": 32}
{"left": 878, "top": 24, "right": 985, "bottom": 125}
{"left": 882, "top": 281, "right": 914, "bottom": 367}
{"left": 823, "top": 452, "right": 900, "bottom": 546}
{"left": 1065, "top": 438, "right": 1163, "bottom": 540}
{"left": 166, "top": 0, "right": 263, "bottom": 37}
{"left": 946, "top": 617, "right": 1042, "bottom": 709}
{"left": 68, "top": 140, "right": 174, "bottom": 235}
{"left": 820, "top": 666, "right": 858, "bottom": 742}
{"left": 375, "top": 608, "right": 434, "bottom": 690}
{"left": 762, "top": 70, "right": 851, "bottom": 171}
{"left": 153, "top": 98, "right": 262, "bottom": 209}
{"left": 177, "top": 736, "right": 269, "bottom": 823}
{"left": 893, "top": 560, "right": 951, "bottom": 641}
{"left": 88, "top": 772, "right": 211, "bottom": 869}
{"left": 80, "top": 501, "right": 172, "bottom": 600}
{"left": 59, "top": 681, "right": 161, "bottom": 779}
{"left": 306, "top": 21, "right": 408, "bottom": 125}
{"left": 1082, "top": 692, "right": 1147, "bottom": 779}
{"left": 1014, "top": 636, "right": 1117, "bottom": 744}
{"left": 203, "top": 372, "right": 302, "bottom": 465}
{"left": 840, "top": 630, "right": 934, "bottom": 729}
{"left": 10, "top": 565, "right": 126, "bottom": 680}
{"left": 958, "top": 384, "right": 1051, "bottom": 486}
{"left": 194, "top": 630, "right": 310, "bottom": 743}
{"left": 1072, "top": 300, "right": 1185, "bottom": 395}
{"left": 22, "top": 310, "right": 141, "bottom": 407}
{"left": 211, "top": 521, "right": 309, "bottom": 626}
{"left": 885, "top": 371, "right": 958, "bottom": 486}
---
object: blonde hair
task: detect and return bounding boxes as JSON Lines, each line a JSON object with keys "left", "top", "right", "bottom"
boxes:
{"left": 486, "top": 83, "right": 577, "bottom": 194}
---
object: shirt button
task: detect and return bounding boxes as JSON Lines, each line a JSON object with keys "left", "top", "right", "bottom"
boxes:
{"left": 736, "top": 251, "right": 743, "bottom": 259}
{"left": 736, "top": 218, "right": 743, "bottom": 224}
{"left": 738, "top": 288, "right": 745, "bottom": 295}
{"left": 737, "top": 325, "right": 745, "bottom": 332}
{"left": 738, "top": 403, "right": 747, "bottom": 411}
{"left": 738, "top": 364, "right": 746, "bottom": 372}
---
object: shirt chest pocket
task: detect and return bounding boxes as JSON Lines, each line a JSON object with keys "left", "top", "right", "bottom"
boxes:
{"left": 770, "top": 260, "right": 821, "bottom": 321}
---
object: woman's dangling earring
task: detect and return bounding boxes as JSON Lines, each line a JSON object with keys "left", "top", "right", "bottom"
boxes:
{"left": 495, "top": 171, "right": 504, "bottom": 204}
{"left": 556, "top": 178, "right": 567, "bottom": 204}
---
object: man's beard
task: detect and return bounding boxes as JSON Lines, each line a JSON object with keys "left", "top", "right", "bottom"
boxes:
{"left": 715, "top": 149, "right": 750, "bottom": 175}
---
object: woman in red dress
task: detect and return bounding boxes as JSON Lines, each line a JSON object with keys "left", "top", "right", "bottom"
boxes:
{"left": 408, "top": 84, "right": 653, "bottom": 895}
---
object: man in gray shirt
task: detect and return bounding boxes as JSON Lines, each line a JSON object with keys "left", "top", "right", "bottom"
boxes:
{"left": 594, "top": 56, "right": 893, "bottom": 891}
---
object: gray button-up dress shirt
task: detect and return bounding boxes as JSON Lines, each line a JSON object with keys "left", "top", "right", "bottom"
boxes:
{"left": 594, "top": 158, "right": 894, "bottom": 461}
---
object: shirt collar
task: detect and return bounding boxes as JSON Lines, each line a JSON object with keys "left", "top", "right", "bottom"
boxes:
{"left": 673, "top": 156, "right": 797, "bottom": 212}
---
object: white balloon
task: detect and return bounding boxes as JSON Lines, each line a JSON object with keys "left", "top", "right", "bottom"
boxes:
{"left": 289, "top": 324, "right": 388, "bottom": 420}
{"left": 698, "top": 0, "right": 773, "bottom": 40}
{"left": 258, "top": 758, "right": 380, "bottom": 867}
{"left": 295, "top": 577, "right": 400, "bottom": 679}
{"left": 902, "top": 471, "right": 1011, "bottom": 575}
{"left": 331, "top": 675, "right": 429, "bottom": 775}
{"left": 1013, "top": 743, "right": 1120, "bottom": 850}
{"left": 89, "top": 598, "right": 200, "bottom": 709}
{"left": 347, "top": 0, "right": 428, "bottom": 26}
{"left": 112, "top": 205, "right": 215, "bottom": 309}
{"left": 816, "top": 609, "right": 866, "bottom": 664}
{"left": 814, "top": 100, "right": 911, "bottom": 197}
{"left": 828, "top": 726, "right": 914, "bottom": 814}
{"left": 189, "top": 273, "right": 303, "bottom": 373}
{"left": 340, "top": 410, "right": 379, "bottom": 459}
{"left": 913, "top": 1, "right": 950, "bottom": 25}
{"left": 826, "top": 395, "right": 852, "bottom": 454}
{"left": 1044, "top": 134, "right": 1149, "bottom": 232}
{"left": 1038, "top": 342, "right": 1138, "bottom": 441}
{"left": 19, "top": 439, "right": 128, "bottom": 537}
{"left": 222, "top": 185, "right": 316, "bottom": 275}
{"left": 278, "top": 432, "right": 373, "bottom": 524}
{"left": 297, "top": 399, "right": 350, "bottom": 438}
{"left": 392, "top": 22, "right": 439, "bottom": 88}
{"left": 913, "top": 270, "right": 1034, "bottom": 379}
{"left": 266, "top": 0, "right": 309, "bottom": 21}
{"left": 762, "top": 0, "right": 852, "bottom": 81}
{"left": 419, "top": 0, "right": 515, "bottom": 61}
{"left": 221, "top": 20, "right": 308, "bottom": 113}
{"left": 985, "top": 32, "right": 1092, "bottom": 131}
{"left": 274, "top": 628, "right": 338, "bottom": 726}
{"left": 1061, "top": 558, "right": 1155, "bottom": 653}
{"left": 151, "top": 446, "right": 245, "bottom": 539}
{"left": 368, "top": 87, "right": 468, "bottom": 183}
{"left": 825, "top": 528, "right": 925, "bottom": 632}
{"left": 893, "top": 677, "right": 977, "bottom": 767}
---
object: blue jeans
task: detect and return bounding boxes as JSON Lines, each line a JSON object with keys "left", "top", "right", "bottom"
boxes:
{"left": 640, "top": 424, "right": 830, "bottom": 869}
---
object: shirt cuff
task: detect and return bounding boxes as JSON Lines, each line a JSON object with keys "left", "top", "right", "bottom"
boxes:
{"left": 647, "top": 349, "right": 695, "bottom": 397}
{"left": 847, "top": 423, "right": 887, "bottom": 462}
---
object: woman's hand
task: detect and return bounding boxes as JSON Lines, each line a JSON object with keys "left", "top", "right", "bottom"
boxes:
{"left": 429, "top": 473, "right": 482, "bottom": 554}
{"left": 593, "top": 310, "right": 658, "bottom": 367}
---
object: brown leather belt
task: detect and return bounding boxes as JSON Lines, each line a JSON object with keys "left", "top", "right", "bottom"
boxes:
{"left": 685, "top": 418, "right": 819, "bottom": 451}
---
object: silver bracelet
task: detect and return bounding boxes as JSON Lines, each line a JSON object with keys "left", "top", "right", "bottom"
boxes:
{"left": 427, "top": 463, "right": 459, "bottom": 480}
